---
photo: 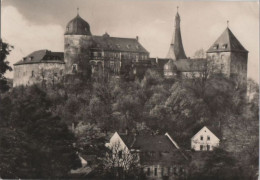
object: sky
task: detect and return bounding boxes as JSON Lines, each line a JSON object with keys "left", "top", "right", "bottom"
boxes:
{"left": 1, "top": 0, "right": 259, "bottom": 82}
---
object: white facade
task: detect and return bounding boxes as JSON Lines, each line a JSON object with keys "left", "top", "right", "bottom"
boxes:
{"left": 191, "top": 126, "right": 220, "bottom": 151}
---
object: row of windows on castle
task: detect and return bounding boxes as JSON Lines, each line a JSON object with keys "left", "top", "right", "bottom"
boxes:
{"left": 68, "top": 47, "right": 149, "bottom": 61}
{"left": 145, "top": 166, "right": 186, "bottom": 177}
{"left": 90, "top": 51, "right": 148, "bottom": 61}
{"left": 16, "top": 69, "right": 63, "bottom": 78}
{"left": 66, "top": 41, "right": 142, "bottom": 51}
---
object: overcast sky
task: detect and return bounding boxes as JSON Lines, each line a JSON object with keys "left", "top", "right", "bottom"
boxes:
{"left": 2, "top": 0, "right": 259, "bottom": 82}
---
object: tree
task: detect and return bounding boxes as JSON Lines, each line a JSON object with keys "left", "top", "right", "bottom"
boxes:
{"left": 103, "top": 140, "right": 140, "bottom": 180}
{"left": 188, "top": 148, "right": 242, "bottom": 180}
{"left": 0, "top": 86, "right": 81, "bottom": 178}
{"left": 0, "top": 40, "right": 13, "bottom": 93}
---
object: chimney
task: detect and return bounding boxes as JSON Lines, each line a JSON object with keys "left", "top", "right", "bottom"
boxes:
{"left": 136, "top": 36, "right": 139, "bottom": 41}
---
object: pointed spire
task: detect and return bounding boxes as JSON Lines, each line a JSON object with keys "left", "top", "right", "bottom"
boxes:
{"left": 227, "top": 20, "right": 229, "bottom": 28}
{"left": 77, "top": 7, "right": 79, "bottom": 16}
{"left": 166, "top": 7, "right": 187, "bottom": 60}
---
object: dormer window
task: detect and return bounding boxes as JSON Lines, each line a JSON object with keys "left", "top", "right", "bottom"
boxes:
{"left": 127, "top": 44, "right": 131, "bottom": 49}
{"left": 136, "top": 45, "right": 140, "bottom": 49}
{"left": 222, "top": 44, "right": 228, "bottom": 49}
{"left": 213, "top": 44, "right": 219, "bottom": 50}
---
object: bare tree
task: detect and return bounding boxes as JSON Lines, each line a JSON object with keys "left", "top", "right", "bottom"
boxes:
{"left": 103, "top": 140, "right": 140, "bottom": 180}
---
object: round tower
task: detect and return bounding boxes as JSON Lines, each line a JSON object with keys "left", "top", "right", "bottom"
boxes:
{"left": 64, "top": 9, "right": 93, "bottom": 78}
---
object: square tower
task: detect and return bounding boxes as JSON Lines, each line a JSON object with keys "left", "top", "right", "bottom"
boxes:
{"left": 206, "top": 27, "right": 248, "bottom": 87}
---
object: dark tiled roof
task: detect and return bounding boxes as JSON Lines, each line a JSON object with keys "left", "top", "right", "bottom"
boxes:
{"left": 14, "top": 49, "right": 64, "bottom": 66}
{"left": 65, "top": 14, "right": 91, "bottom": 35}
{"left": 119, "top": 133, "right": 189, "bottom": 164}
{"left": 174, "top": 58, "right": 207, "bottom": 72}
{"left": 132, "top": 135, "right": 177, "bottom": 152}
{"left": 91, "top": 35, "right": 149, "bottom": 53}
{"left": 120, "top": 134, "right": 178, "bottom": 152}
{"left": 207, "top": 27, "right": 248, "bottom": 53}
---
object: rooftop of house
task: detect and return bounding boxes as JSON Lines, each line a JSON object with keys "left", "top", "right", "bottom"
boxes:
{"left": 90, "top": 34, "right": 149, "bottom": 53}
{"left": 14, "top": 49, "right": 64, "bottom": 66}
{"left": 207, "top": 27, "right": 248, "bottom": 53}
{"left": 117, "top": 132, "right": 189, "bottom": 164}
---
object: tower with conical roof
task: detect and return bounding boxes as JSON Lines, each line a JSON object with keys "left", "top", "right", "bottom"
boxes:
{"left": 64, "top": 8, "right": 93, "bottom": 78}
{"left": 206, "top": 21, "right": 248, "bottom": 86}
{"left": 166, "top": 7, "right": 187, "bottom": 60}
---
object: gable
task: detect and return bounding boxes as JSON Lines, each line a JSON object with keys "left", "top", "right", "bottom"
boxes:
{"left": 191, "top": 126, "right": 219, "bottom": 141}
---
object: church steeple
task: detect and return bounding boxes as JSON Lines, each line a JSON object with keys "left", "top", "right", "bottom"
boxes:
{"left": 166, "top": 7, "right": 187, "bottom": 60}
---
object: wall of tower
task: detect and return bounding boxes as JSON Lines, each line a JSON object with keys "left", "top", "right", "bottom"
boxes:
{"left": 230, "top": 52, "right": 248, "bottom": 86}
{"left": 13, "top": 63, "right": 64, "bottom": 87}
{"left": 64, "top": 35, "right": 93, "bottom": 78}
{"left": 206, "top": 52, "right": 231, "bottom": 77}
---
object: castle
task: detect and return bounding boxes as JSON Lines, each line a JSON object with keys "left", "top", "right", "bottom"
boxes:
{"left": 13, "top": 9, "right": 248, "bottom": 87}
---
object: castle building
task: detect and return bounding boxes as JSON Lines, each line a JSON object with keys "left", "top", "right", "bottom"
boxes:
{"left": 206, "top": 26, "right": 248, "bottom": 85}
{"left": 13, "top": 10, "right": 149, "bottom": 87}
{"left": 13, "top": 50, "right": 64, "bottom": 87}
{"left": 13, "top": 8, "right": 248, "bottom": 87}
{"left": 163, "top": 9, "right": 248, "bottom": 86}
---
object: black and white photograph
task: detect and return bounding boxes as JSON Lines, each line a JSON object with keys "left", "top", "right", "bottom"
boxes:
{"left": 0, "top": 0, "right": 259, "bottom": 179}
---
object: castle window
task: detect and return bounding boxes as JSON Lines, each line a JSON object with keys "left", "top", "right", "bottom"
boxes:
{"left": 72, "top": 64, "right": 78, "bottom": 73}
{"left": 207, "top": 136, "right": 210, "bottom": 140}
{"left": 60, "top": 69, "right": 63, "bottom": 75}
{"left": 147, "top": 168, "right": 150, "bottom": 176}
{"left": 221, "top": 64, "right": 224, "bottom": 70}
{"left": 200, "top": 145, "right": 203, "bottom": 150}
{"left": 31, "top": 71, "right": 34, "bottom": 77}
{"left": 98, "top": 52, "right": 102, "bottom": 57}
{"left": 222, "top": 44, "right": 228, "bottom": 49}
{"left": 200, "top": 136, "right": 203, "bottom": 140}
{"left": 213, "top": 44, "right": 219, "bottom": 50}
{"left": 154, "top": 167, "right": 157, "bottom": 176}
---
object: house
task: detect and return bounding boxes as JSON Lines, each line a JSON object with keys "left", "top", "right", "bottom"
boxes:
{"left": 191, "top": 126, "right": 220, "bottom": 151}
{"left": 106, "top": 132, "right": 190, "bottom": 179}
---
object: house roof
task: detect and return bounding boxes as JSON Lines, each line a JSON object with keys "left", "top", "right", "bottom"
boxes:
{"left": 191, "top": 126, "right": 220, "bottom": 140}
{"left": 207, "top": 27, "right": 248, "bottom": 53}
{"left": 119, "top": 133, "right": 179, "bottom": 152}
{"left": 117, "top": 132, "right": 189, "bottom": 164}
{"left": 91, "top": 34, "right": 149, "bottom": 53}
{"left": 14, "top": 49, "right": 64, "bottom": 66}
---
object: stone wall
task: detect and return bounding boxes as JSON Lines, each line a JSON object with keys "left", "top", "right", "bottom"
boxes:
{"left": 13, "top": 63, "right": 65, "bottom": 87}
{"left": 64, "top": 35, "right": 93, "bottom": 77}
{"left": 230, "top": 52, "right": 248, "bottom": 86}
{"left": 206, "top": 51, "right": 231, "bottom": 77}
